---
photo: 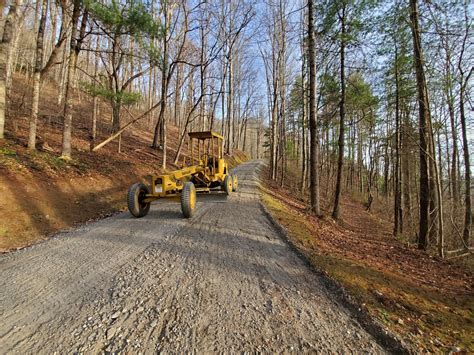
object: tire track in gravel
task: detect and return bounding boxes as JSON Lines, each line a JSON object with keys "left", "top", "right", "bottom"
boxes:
{"left": 0, "top": 160, "right": 386, "bottom": 353}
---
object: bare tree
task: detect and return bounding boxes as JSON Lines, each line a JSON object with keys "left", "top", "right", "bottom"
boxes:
{"left": 0, "top": 0, "right": 21, "bottom": 139}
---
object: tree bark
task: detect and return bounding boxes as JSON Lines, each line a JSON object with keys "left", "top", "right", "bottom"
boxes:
{"left": 226, "top": 50, "right": 233, "bottom": 155}
{"left": 307, "top": 0, "right": 320, "bottom": 215}
{"left": 151, "top": 2, "right": 171, "bottom": 170}
{"left": 332, "top": 5, "right": 346, "bottom": 220}
{"left": 0, "top": 0, "right": 20, "bottom": 139}
{"left": 61, "top": 0, "right": 82, "bottom": 159}
{"left": 300, "top": 56, "right": 307, "bottom": 193}
{"left": 409, "top": 0, "right": 430, "bottom": 250}
{"left": 394, "top": 45, "right": 403, "bottom": 236}
{"left": 90, "top": 34, "right": 100, "bottom": 151}
{"left": 460, "top": 69, "right": 472, "bottom": 248}
{"left": 28, "top": 0, "right": 48, "bottom": 150}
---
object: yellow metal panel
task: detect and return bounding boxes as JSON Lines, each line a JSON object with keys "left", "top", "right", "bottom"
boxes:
{"left": 188, "top": 131, "right": 224, "bottom": 140}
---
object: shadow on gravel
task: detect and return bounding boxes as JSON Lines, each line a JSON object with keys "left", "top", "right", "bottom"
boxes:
{"left": 144, "top": 208, "right": 184, "bottom": 220}
{"left": 94, "top": 201, "right": 308, "bottom": 291}
{"left": 134, "top": 194, "right": 230, "bottom": 221}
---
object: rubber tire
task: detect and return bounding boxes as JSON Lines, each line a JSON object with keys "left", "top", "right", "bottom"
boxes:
{"left": 232, "top": 174, "right": 238, "bottom": 192}
{"left": 222, "top": 175, "right": 233, "bottom": 195}
{"left": 181, "top": 182, "right": 196, "bottom": 218}
{"left": 128, "top": 183, "right": 151, "bottom": 218}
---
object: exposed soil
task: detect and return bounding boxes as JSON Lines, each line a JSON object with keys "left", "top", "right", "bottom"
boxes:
{"left": 261, "top": 174, "right": 474, "bottom": 352}
{"left": 0, "top": 161, "right": 386, "bottom": 353}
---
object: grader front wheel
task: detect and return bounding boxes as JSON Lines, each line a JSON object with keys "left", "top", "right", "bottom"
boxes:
{"left": 222, "top": 175, "right": 233, "bottom": 195}
{"left": 128, "top": 183, "right": 151, "bottom": 218}
{"left": 232, "top": 174, "right": 238, "bottom": 192}
{"left": 181, "top": 182, "right": 196, "bottom": 218}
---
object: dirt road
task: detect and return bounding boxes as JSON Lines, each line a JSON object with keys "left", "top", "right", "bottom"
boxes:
{"left": 0, "top": 161, "right": 385, "bottom": 353}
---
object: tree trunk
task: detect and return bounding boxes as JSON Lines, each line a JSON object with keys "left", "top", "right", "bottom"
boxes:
{"left": 270, "top": 53, "right": 278, "bottom": 180}
{"left": 28, "top": 0, "right": 48, "bottom": 150}
{"left": 90, "top": 34, "right": 100, "bottom": 151}
{"left": 0, "top": 0, "right": 20, "bottom": 139}
{"left": 332, "top": 6, "right": 346, "bottom": 220}
{"left": 409, "top": 0, "right": 430, "bottom": 250}
{"left": 402, "top": 108, "right": 412, "bottom": 222}
{"left": 61, "top": 0, "right": 82, "bottom": 159}
{"left": 460, "top": 69, "right": 472, "bottom": 248}
{"left": 394, "top": 45, "right": 402, "bottom": 235}
{"left": 174, "top": 64, "right": 182, "bottom": 127}
{"left": 300, "top": 56, "right": 307, "bottom": 193}
{"left": 111, "top": 101, "right": 121, "bottom": 134}
{"left": 307, "top": 0, "right": 320, "bottom": 215}
{"left": 226, "top": 51, "right": 233, "bottom": 155}
{"left": 447, "top": 85, "right": 459, "bottom": 205}
{"left": 152, "top": 2, "right": 170, "bottom": 170}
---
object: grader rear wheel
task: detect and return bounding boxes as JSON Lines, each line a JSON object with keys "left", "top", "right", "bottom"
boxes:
{"left": 128, "top": 183, "right": 151, "bottom": 218}
{"left": 222, "top": 175, "right": 233, "bottom": 195}
{"left": 232, "top": 174, "right": 238, "bottom": 192}
{"left": 181, "top": 182, "right": 196, "bottom": 218}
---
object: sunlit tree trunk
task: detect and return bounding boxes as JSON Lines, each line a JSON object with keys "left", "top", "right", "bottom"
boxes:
{"left": 0, "top": 0, "right": 20, "bottom": 139}
{"left": 28, "top": 0, "right": 48, "bottom": 150}
{"left": 61, "top": 0, "right": 82, "bottom": 158}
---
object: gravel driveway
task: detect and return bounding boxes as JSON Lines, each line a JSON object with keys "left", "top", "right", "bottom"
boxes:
{"left": 0, "top": 160, "right": 385, "bottom": 353}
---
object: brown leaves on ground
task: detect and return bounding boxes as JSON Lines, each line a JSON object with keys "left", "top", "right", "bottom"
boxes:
{"left": 265, "top": 177, "right": 472, "bottom": 296}
{"left": 262, "top": 174, "right": 474, "bottom": 352}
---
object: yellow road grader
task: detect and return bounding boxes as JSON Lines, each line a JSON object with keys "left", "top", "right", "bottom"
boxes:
{"left": 127, "top": 131, "right": 238, "bottom": 218}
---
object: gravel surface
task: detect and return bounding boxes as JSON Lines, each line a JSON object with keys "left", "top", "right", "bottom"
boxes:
{"left": 0, "top": 160, "right": 385, "bottom": 353}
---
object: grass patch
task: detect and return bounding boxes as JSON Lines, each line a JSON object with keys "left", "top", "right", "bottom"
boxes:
{"left": 261, "top": 190, "right": 474, "bottom": 352}
{"left": 0, "top": 147, "right": 17, "bottom": 156}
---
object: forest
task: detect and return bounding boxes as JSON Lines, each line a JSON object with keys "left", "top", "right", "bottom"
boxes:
{"left": 0, "top": 0, "right": 472, "bottom": 257}
{"left": 0, "top": 0, "right": 474, "bottom": 352}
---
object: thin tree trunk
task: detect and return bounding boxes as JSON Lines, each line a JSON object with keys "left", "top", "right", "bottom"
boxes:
{"left": 402, "top": 108, "right": 412, "bottom": 222}
{"left": 300, "top": 56, "right": 307, "bottom": 193}
{"left": 90, "top": 34, "right": 100, "bottom": 151}
{"left": 307, "top": 0, "right": 320, "bottom": 215}
{"left": 410, "top": 0, "right": 430, "bottom": 250}
{"left": 332, "top": 6, "right": 346, "bottom": 220}
{"left": 152, "top": 2, "right": 170, "bottom": 170}
{"left": 226, "top": 50, "right": 233, "bottom": 154}
{"left": 28, "top": 0, "right": 48, "bottom": 150}
{"left": 61, "top": 1, "right": 82, "bottom": 159}
{"left": 460, "top": 69, "right": 472, "bottom": 248}
{"left": 174, "top": 64, "right": 182, "bottom": 127}
{"left": 0, "top": 0, "right": 20, "bottom": 139}
{"left": 394, "top": 45, "right": 402, "bottom": 235}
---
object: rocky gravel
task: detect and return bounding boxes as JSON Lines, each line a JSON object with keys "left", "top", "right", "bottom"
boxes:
{"left": 0, "top": 160, "right": 385, "bottom": 353}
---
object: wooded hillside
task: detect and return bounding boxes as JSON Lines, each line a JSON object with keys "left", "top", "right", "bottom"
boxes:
{"left": 260, "top": 0, "right": 472, "bottom": 258}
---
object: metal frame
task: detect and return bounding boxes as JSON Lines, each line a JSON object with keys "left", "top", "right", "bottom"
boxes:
{"left": 143, "top": 131, "right": 228, "bottom": 203}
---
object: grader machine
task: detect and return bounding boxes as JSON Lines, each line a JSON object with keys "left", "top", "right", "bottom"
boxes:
{"left": 127, "top": 131, "right": 238, "bottom": 218}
